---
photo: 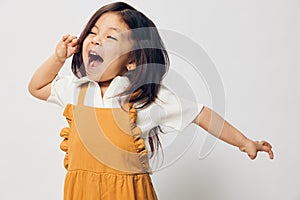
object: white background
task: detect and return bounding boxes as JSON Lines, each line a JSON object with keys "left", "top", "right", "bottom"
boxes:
{"left": 1, "top": 0, "right": 299, "bottom": 199}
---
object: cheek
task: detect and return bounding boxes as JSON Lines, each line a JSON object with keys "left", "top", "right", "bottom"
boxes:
{"left": 108, "top": 54, "right": 131, "bottom": 73}
{"left": 105, "top": 42, "right": 132, "bottom": 63}
{"left": 82, "top": 39, "right": 90, "bottom": 62}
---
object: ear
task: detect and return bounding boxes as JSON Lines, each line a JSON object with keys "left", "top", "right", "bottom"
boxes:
{"left": 126, "top": 61, "right": 136, "bottom": 71}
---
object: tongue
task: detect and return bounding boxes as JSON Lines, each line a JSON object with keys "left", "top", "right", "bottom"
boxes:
{"left": 89, "top": 55, "right": 103, "bottom": 67}
{"left": 90, "top": 59, "right": 102, "bottom": 67}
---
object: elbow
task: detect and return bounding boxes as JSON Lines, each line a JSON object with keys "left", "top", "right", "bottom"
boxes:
{"left": 192, "top": 105, "right": 212, "bottom": 130}
{"left": 27, "top": 80, "right": 36, "bottom": 97}
{"left": 27, "top": 80, "right": 47, "bottom": 100}
{"left": 27, "top": 73, "right": 52, "bottom": 101}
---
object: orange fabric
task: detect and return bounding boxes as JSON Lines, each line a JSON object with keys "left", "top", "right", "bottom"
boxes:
{"left": 59, "top": 83, "right": 158, "bottom": 199}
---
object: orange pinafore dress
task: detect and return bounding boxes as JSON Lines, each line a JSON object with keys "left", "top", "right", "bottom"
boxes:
{"left": 59, "top": 83, "right": 157, "bottom": 199}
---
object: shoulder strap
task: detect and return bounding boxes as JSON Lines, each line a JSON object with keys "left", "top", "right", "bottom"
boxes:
{"left": 77, "top": 83, "right": 89, "bottom": 106}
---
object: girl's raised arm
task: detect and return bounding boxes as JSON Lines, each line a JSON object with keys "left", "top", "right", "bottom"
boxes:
{"left": 28, "top": 34, "right": 78, "bottom": 101}
{"left": 193, "top": 106, "right": 274, "bottom": 160}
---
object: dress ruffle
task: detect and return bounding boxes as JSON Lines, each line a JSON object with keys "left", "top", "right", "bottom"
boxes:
{"left": 128, "top": 103, "right": 151, "bottom": 173}
{"left": 59, "top": 104, "right": 73, "bottom": 170}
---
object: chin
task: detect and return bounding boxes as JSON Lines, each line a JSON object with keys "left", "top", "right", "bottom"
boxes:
{"left": 85, "top": 73, "right": 99, "bottom": 81}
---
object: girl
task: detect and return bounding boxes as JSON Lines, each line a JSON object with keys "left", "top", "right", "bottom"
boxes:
{"left": 28, "top": 2, "right": 274, "bottom": 200}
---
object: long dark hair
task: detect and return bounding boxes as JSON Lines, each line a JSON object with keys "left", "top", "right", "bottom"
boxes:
{"left": 71, "top": 2, "right": 169, "bottom": 159}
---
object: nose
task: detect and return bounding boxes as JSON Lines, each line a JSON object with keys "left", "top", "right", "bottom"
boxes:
{"left": 91, "top": 36, "right": 102, "bottom": 46}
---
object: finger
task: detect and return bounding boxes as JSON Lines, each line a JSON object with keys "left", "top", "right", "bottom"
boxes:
{"left": 62, "top": 34, "right": 70, "bottom": 42}
{"left": 262, "top": 147, "right": 274, "bottom": 160}
{"left": 66, "top": 35, "right": 77, "bottom": 44}
{"left": 259, "top": 145, "right": 274, "bottom": 160}
{"left": 259, "top": 144, "right": 269, "bottom": 152}
{"left": 69, "top": 38, "right": 79, "bottom": 47}
{"left": 258, "top": 141, "right": 271, "bottom": 151}
{"left": 72, "top": 45, "right": 80, "bottom": 53}
{"left": 268, "top": 149, "right": 274, "bottom": 160}
{"left": 260, "top": 140, "right": 272, "bottom": 148}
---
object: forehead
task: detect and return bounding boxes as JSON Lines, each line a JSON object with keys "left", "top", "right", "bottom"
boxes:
{"left": 93, "top": 12, "right": 129, "bottom": 33}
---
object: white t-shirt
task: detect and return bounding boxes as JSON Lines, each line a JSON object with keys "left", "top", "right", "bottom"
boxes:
{"left": 47, "top": 74, "right": 204, "bottom": 139}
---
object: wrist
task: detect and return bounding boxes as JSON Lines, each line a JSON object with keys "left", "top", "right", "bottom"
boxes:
{"left": 52, "top": 53, "right": 66, "bottom": 64}
{"left": 239, "top": 137, "right": 253, "bottom": 150}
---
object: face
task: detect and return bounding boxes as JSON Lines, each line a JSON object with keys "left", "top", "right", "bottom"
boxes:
{"left": 82, "top": 12, "right": 135, "bottom": 82}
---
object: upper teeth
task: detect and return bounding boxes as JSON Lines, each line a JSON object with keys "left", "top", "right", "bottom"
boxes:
{"left": 90, "top": 51, "right": 97, "bottom": 56}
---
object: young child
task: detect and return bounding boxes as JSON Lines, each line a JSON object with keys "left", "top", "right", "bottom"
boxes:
{"left": 28, "top": 2, "right": 274, "bottom": 199}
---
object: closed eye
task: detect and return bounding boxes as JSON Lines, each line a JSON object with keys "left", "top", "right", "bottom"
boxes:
{"left": 107, "top": 36, "right": 118, "bottom": 41}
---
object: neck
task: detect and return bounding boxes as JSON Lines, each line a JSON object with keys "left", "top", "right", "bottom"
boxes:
{"left": 98, "top": 77, "right": 114, "bottom": 87}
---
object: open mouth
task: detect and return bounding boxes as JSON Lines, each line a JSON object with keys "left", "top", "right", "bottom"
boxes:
{"left": 88, "top": 50, "right": 104, "bottom": 68}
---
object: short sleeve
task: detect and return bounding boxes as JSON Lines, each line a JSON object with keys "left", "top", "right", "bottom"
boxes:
{"left": 154, "top": 85, "right": 204, "bottom": 132}
{"left": 46, "top": 74, "right": 74, "bottom": 108}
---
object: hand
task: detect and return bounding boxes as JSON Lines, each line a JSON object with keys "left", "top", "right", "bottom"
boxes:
{"left": 55, "top": 34, "right": 79, "bottom": 62}
{"left": 239, "top": 139, "right": 274, "bottom": 160}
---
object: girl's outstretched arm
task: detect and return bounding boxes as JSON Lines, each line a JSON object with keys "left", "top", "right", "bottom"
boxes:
{"left": 192, "top": 106, "right": 274, "bottom": 160}
{"left": 28, "top": 34, "right": 78, "bottom": 100}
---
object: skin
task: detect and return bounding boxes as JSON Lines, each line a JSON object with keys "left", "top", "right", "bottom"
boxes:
{"left": 192, "top": 106, "right": 274, "bottom": 160}
{"left": 82, "top": 12, "right": 135, "bottom": 88}
{"left": 28, "top": 12, "right": 274, "bottom": 161}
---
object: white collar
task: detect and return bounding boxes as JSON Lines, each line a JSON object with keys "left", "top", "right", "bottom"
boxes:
{"left": 72, "top": 75, "right": 131, "bottom": 94}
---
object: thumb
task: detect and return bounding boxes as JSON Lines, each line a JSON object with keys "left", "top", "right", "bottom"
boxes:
{"left": 248, "top": 152, "right": 257, "bottom": 160}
